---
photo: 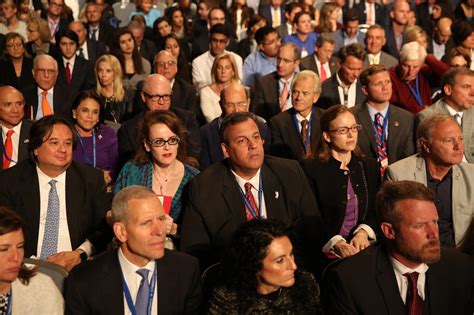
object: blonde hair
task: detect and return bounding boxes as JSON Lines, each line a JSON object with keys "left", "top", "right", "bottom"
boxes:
{"left": 318, "top": 3, "right": 340, "bottom": 33}
{"left": 27, "top": 18, "right": 50, "bottom": 43}
{"left": 211, "top": 53, "right": 240, "bottom": 84}
{"left": 403, "top": 25, "right": 428, "bottom": 46}
{"left": 95, "top": 54, "right": 125, "bottom": 102}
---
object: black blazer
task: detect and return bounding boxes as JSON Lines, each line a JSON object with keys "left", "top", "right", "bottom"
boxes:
{"left": 354, "top": 0, "right": 386, "bottom": 26}
{"left": 323, "top": 244, "right": 474, "bottom": 315}
{"left": 0, "top": 160, "right": 111, "bottom": 256}
{"left": 87, "top": 21, "right": 114, "bottom": 45}
{"left": 383, "top": 24, "right": 400, "bottom": 59}
{"left": 351, "top": 103, "right": 415, "bottom": 165}
{"left": 64, "top": 249, "right": 202, "bottom": 314}
{"left": 85, "top": 39, "right": 108, "bottom": 66}
{"left": 138, "top": 38, "right": 157, "bottom": 64}
{"left": 56, "top": 56, "right": 96, "bottom": 94}
{"left": 252, "top": 71, "right": 281, "bottom": 122}
{"left": 299, "top": 54, "right": 339, "bottom": 76}
{"left": 21, "top": 83, "right": 75, "bottom": 120}
{"left": 172, "top": 78, "right": 200, "bottom": 119}
{"left": 0, "top": 57, "right": 35, "bottom": 89}
{"left": 180, "top": 156, "right": 325, "bottom": 269}
{"left": 269, "top": 107, "right": 324, "bottom": 161}
{"left": 301, "top": 154, "right": 380, "bottom": 239}
{"left": 316, "top": 75, "right": 365, "bottom": 110}
{"left": 258, "top": 4, "right": 285, "bottom": 27}
{"left": 0, "top": 120, "right": 32, "bottom": 171}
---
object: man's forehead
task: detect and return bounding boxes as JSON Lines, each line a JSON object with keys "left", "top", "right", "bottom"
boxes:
{"left": 224, "top": 89, "right": 247, "bottom": 102}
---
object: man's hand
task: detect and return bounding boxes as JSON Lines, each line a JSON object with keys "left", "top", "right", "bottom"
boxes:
{"left": 333, "top": 240, "right": 358, "bottom": 258}
{"left": 46, "top": 250, "right": 82, "bottom": 271}
{"left": 350, "top": 229, "right": 370, "bottom": 252}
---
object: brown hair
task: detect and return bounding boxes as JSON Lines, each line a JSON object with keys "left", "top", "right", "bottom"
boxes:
{"left": 359, "top": 64, "right": 388, "bottom": 87}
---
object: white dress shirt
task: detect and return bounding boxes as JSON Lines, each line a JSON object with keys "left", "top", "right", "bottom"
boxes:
{"left": 62, "top": 55, "right": 76, "bottom": 75}
{"left": 390, "top": 256, "right": 429, "bottom": 304}
{"left": 1, "top": 121, "right": 22, "bottom": 167}
{"left": 232, "top": 169, "right": 267, "bottom": 218}
{"left": 336, "top": 74, "right": 357, "bottom": 108}
{"left": 315, "top": 57, "right": 332, "bottom": 80}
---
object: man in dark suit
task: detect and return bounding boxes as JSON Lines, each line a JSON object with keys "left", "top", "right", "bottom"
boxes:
{"left": 85, "top": 2, "right": 114, "bottom": 44}
{"left": 118, "top": 74, "right": 201, "bottom": 166}
{"left": 252, "top": 42, "right": 300, "bottom": 121}
{"left": 181, "top": 112, "right": 325, "bottom": 270}
{"left": 300, "top": 32, "right": 338, "bottom": 83}
{"left": 0, "top": 116, "right": 111, "bottom": 271}
{"left": 363, "top": 24, "right": 399, "bottom": 69}
{"left": 316, "top": 43, "right": 366, "bottom": 109}
{"left": 430, "top": 17, "right": 454, "bottom": 61}
{"left": 22, "top": 54, "right": 74, "bottom": 120}
{"left": 383, "top": 0, "right": 410, "bottom": 59}
{"left": 258, "top": 0, "right": 285, "bottom": 29}
{"left": 69, "top": 21, "right": 108, "bottom": 66}
{"left": 199, "top": 83, "right": 271, "bottom": 169}
{"left": 333, "top": 8, "right": 366, "bottom": 53}
{"left": 269, "top": 70, "right": 323, "bottom": 161}
{"left": 354, "top": 0, "right": 385, "bottom": 26}
{"left": 323, "top": 180, "right": 474, "bottom": 315}
{"left": 129, "top": 20, "right": 157, "bottom": 64}
{"left": 41, "top": 0, "right": 73, "bottom": 44}
{"left": 352, "top": 65, "right": 415, "bottom": 173}
{"left": 275, "top": 3, "right": 301, "bottom": 40}
{"left": 0, "top": 86, "right": 32, "bottom": 171}
{"left": 64, "top": 186, "right": 201, "bottom": 314}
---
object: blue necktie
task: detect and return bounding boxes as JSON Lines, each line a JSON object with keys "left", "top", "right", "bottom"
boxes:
{"left": 40, "top": 180, "right": 60, "bottom": 259}
{"left": 136, "top": 269, "right": 150, "bottom": 315}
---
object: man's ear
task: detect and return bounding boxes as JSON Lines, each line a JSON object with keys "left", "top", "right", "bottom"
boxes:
{"left": 361, "top": 85, "right": 369, "bottom": 96}
{"left": 221, "top": 142, "right": 230, "bottom": 158}
{"left": 380, "top": 222, "right": 396, "bottom": 240}
{"left": 113, "top": 222, "right": 127, "bottom": 243}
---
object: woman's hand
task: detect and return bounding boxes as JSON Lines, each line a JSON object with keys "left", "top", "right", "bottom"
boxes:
{"left": 333, "top": 240, "right": 358, "bottom": 258}
{"left": 164, "top": 214, "right": 178, "bottom": 236}
{"left": 103, "top": 170, "right": 112, "bottom": 185}
{"left": 350, "top": 230, "right": 370, "bottom": 252}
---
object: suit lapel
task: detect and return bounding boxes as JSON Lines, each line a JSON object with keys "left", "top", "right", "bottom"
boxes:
{"left": 261, "top": 162, "right": 286, "bottom": 220}
{"left": 387, "top": 106, "right": 401, "bottom": 162}
{"left": 359, "top": 105, "right": 378, "bottom": 155}
{"left": 310, "top": 109, "right": 321, "bottom": 150}
{"left": 20, "top": 162, "right": 41, "bottom": 255}
{"left": 222, "top": 167, "right": 246, "bottom": 223}
{"left": 414, "top": 155, "right": 427, "bottom": 184}
{"left": 283, "top": 110, "right": 304, "bottom": 158}
{"left": 18, "top": 121, "right": 30, "bottom": 162}
{"left": 65, "top": 166, "right": 81, "bottom": 248}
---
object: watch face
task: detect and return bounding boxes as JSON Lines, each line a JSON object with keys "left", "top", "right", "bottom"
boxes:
{"left": 80, "top": 252, "right": 88, "bottom": 261}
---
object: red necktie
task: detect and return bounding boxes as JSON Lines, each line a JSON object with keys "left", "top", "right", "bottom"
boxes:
{"left": 405, "top": 272, "right": 423, "bottom": 315}
{"left": 320, "top": 64, "right": 327, "bottom": 82}
{"left": 244, "top": 182, "right": 258, "bottom": 221}
{"left": 65, "top": 62, "right": 72, "bottom": 85}
{"left": 374, "top": 113, "right": 388, "bottom": 176}
{"left": 3, "top": 130, "right": 14, "bottom": 169}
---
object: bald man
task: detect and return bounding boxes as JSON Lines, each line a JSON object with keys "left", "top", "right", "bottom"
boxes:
{"left": 118, "top": 74, "right": 201, "bottom": 166}
{"left": 432, "top": 17, "right": 454, "bottom": 60}
{"left": 0, "top": 86, "right": 33, "bottom": 170}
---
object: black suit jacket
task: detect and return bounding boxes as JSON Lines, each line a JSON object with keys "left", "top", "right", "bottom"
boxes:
{"left": 352, "top": 103, "right": 415, "bottom": 165}
{"left": 138, "top": 38, "right": 157, "bottom": 64}
{"left": 180, "top": 156, "right": 325, "bottom": 269}
{"left": 64, "top": 249, "right": 201, "bottom": 314}
{"left": 269, "top": 107, "right": 324, "bottom": 161}
{"left": 56, "top": 56, "right": 96, "bottom": 94}
{"left": 252, "top": 71, "right": 282, "bottom": 121}
{"left": 172, "top": 78, "right": 200, "bottom": 119}
{"left": 0, "top": 58, "right": 35, "bottom": 89}
{"left": 383, "top": 24, "right": 400, "bottom": 59}
{"left": 0, "top": 160, "right": 111, "bottom": 256}
{"left": 87, "top": 21, "right": 114, "bottom": 45}
{"left": 85, "top": 39, "right": 108, "bottom": 66}
{"left": 299, "top": 54, "right": 339, "bottom": 76}
{"left": 323, "top": 244, "right": 474, "bottom": 315}
{"left": 21, "top": 83, "right": 75, "bottom": 120}
{"left": 316, "top": 75, "right": 365, "bottom": 109}
{"left": 0, "top": 120, "right": 32, "bottom": 171}
{"left": 354, "top": 0, "right": 386, "bottom": 26}
{"left": 258, "top": 4, "right": 285, "bottom": 27}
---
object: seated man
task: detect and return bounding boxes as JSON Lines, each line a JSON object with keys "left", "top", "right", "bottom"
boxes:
{"left": 323, "top": 180, "right": 474, "bottom": 315}
{"left": 199, "top": 83, "right": 270, "bottom": 169}
{"left": 333, "top": 8, "right": 366, "bottom": 54}
{"left": 386, "top": 115, "right": 474, "bottom": 247}
{"left": 363, "top": 24, "right": 398, "bottom": 69}
{"left": 64, "top": 185, "right": 201, "bottom": 314}
{"left": 300, "top": 32, "right": 338, "bottom": 83}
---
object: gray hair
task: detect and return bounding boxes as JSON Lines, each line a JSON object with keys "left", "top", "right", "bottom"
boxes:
{"left": 399, "top": 41, "right": 427, "bottom": 63}
{"left": 291, "top": 70, "right": 321, "bottom": 95}
{"left": 112, "top": 186, "right": 159, "bottom": 222}
{"left": 417, "top": 114, "right": 456, "bottom": 153}
{"left": 33, "top": 54, "right": 58, "bottom": 71}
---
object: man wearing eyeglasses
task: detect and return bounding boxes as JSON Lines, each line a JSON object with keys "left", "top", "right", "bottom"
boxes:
{"left": 352, "top": 65, "right": 415, "bottom": 175}
{"left": 181, "top": 111, "right": 325, "bottom": 271}
{"left": 40, "top": 0, "right": 73, "bottom": 44}
{"left": 118, "top": 74, "right": 201, "bottom": 167}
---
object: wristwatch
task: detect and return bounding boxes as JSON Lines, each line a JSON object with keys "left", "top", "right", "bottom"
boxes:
{"left": 77, "top": 249, "right": 88, "bottom": 262}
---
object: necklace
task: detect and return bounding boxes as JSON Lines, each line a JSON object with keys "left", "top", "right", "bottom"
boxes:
{"left": 152, "top": 163, "right": 175, "bottom": 196}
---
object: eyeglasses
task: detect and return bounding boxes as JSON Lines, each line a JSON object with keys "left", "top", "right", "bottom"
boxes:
{"left": 329, "top": 124, "right": 362, "bottom": 135}
{"left": 155, "top": 60, "right": 177, "bottom": 68}
{"left": 143, "top": 92, "right": 172, "bottom": 102}
{"left": 223, "top": 102, "right": 247, "bottom": 109}
{"left": 147, "top": 136, "right": 180, "bottom": 147}
{"left": 277, "top": 57, "right": 294, "bottom": 64}
{"left": 6, "top": 43, "right": 23, "bottom": 49}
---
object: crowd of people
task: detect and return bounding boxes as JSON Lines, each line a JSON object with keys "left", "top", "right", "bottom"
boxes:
{"left": 0, "top": 0, "right": 473, "bottom": 313}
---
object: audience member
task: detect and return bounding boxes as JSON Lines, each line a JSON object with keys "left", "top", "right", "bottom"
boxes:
{"left": 403, "top": 25, "right": 429, "bottom": 50}
{"left": 0, "top": 206, "right": 64, "bottom": 314}
{"left": 129, "top": 0, "right": 161, "bottom": 29}
{"left": 300, "top": 32, "right": 338, "bottom": 82}
{"left": 0, "top": 0, "right": 28, "bottom": 40}
{"left": 269, "top": 70, "right": 323, "bottom": 160}
{"left": 128, "top": 20, "right": 157, "bottom": 64}
{"left": 25, "top": 18, "right": 51, "bottom": 57}
{"left": 316, "top": 43, "right": 365, "bottom": 109}
{"left": 275, "top": 3, "right": 302, "bottom": 40}
{"left": 283, "top": 12, "right": 318, "bottom": 58}
{"left": 323, "top": 180, "right": 474, "bottom": 314}
{"left": 0, "top": 86, "right": 32, "bottom": 171}
{"left": 383, "top": 0, "right": 410, "bottom": 59}
{"left": 0, "top": 32, "right": 35, "bottom": 89}
{"left": 85, "top": 2, "right": 114, "bottom": 44}
{"left": 451, "top": 20, "right": 474, "bottom": 71}
{"left": 166, "top": 6, "right": 192, "bottom": 42}
{"left": 237, "top": 13, "right": 268, "bottom": 60}
{"left": 431, "top": 17, "right": 453, "bottom": 61}
{"left": 333, "top": 8, "right": 366, "bottom": 53}
{"left": 364, "top": 24, "right": 398, "bottom": 69}
{"left": 314, "top": 3, "right": 341, "bottom": 34}
{"left": 442, "top": 46, "right": 471, "bottom": 68}
{"left": 258, "top": 0, "right": 285, "bottom": 29}
{"left": 163, "top": 33, "right": 193, "bottom": 84}
{"left": 0, "top": 115, "right": 111, "bottom": 271}
{"left": 387, "top": 115, "right": 474, "bottom": 247}
{"left": 69, "top": 21, "right": 107, "bottom": 66}
{"left": 208, "top": 218, "right": 322, "bottom": 314}
{"left": 64, "top": 185, "right": 201, "bottom": 314}
{"left": 41, "top": 0, "right": 73, "bottom": 45}
{"left": 228, "top": 0, "right": 254, "bottom": 41}
{"left": 353, "top": 0, "right": 385, "bottom": 26}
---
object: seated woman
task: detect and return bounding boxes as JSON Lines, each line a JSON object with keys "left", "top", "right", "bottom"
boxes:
{"left": 25, "top": 18, "right": 51, "bottom": 56}
{"left": 72, "top": 91, "right": 119, "bottom": 187}
{"left": 114, "top": 110, "right": 199, "bottom": 248}
{"left": 442, "top": 47, "right": 471, "bottom": 68}
{"left": 0, "top": 206, "right": 64, "bottom": 314}
{"left": 283, "top": 12, "right": 318, "bottom": 58}
{"left": 0, "top": 0, "right": 28, "bottom": 39}
{"left": 109, "top": 27, "right": 151, "bottom": 92}
{"left": 164, "top": 33, "right": 192, "bottom": 84}
{"left": 301, "top": 105, "right": 380, "bottom": 259}
{"left": 200, "top": 53, "right": 241, "bottom": 123}
{"left": 208, "top": 218, "right": 322, "bottom": 314}
{"left": 314, "top": 3, "right": 341, "bottom": 33}
{"left": 95, "top": 54, "right": 135, "bottom": 124}
{"left": 0, "top": 32, "right": 34, "bottom": 88}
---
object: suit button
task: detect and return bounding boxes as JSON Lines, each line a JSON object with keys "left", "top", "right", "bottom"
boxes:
{"left": 344, "top": 171, "right": 348, "bottom": 175}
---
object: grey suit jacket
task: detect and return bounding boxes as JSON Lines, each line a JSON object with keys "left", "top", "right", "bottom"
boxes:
{"left": 299, "top": 54, "right": 339, "bottom": 77}
{"left": 363, "top": 51, "right": 398, "bottom": 70}
{"left": 386, "top": 154, "right": 474, "bottom": 244}
{"left": 416, "top": 99, "right": 474, "bottom": 163}
{"left": 333, "top": 30, "right": 366, "bottom": 53}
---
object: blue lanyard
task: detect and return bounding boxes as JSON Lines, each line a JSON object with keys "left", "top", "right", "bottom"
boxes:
{"left": 371, "top": 109, "right": 390, "bottom": 143}
{"left": 122, "top": 267, "right": 157, "bottom": 315}
{"left": 1, "top": 143, "right": 16, "bottom": 164}
{"left": 6, "top": 289, "right": 12, "bottom": 315}
{"left": 238, "top": 172, "right": 263, "bottom": 218}
{"left": 292, "top": 112, "right": 312, "bottom": 152}
{"left": 76, "top": 129, "right": 96, "bottom": 167}
{"left": 405, "top": 76, "right": 423, "bottom": 108}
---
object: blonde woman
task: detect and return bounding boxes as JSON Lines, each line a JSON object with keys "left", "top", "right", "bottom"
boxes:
{"left": 25, "top": 18, "right": 51, "bottom": 56}
{"left": 200, "top": 53, "right": 241, "bottom": 123}
{"left": 315, "top": 3, "right": 341, "bottom": 33}
{"left": 0, "top": 0, "right": 28, "bottom": 39}
{"left": 95, "top": 54, "right": 135, "bottom": 123}
{"left": 403, "top": 25, "right": 429, "bottom": 49}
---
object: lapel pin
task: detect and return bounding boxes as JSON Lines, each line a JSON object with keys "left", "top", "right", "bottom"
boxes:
{"left": 275, "top": 191, "right": 279, "bottom": 199}
{"left": 394, "top": 121, "right": 399, "bottom": 127}
{"left": 24, "top": 139, "right": 29, "bottom": 143}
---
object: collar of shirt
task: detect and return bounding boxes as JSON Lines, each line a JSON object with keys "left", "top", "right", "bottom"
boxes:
{"left": 445, "top": 104, "right": 464, "bottom": 118}
{"left": 170, "top": 78, "right": 175, "bottom": 88}
{"left": 389, "top": 255, "right": 429, "bottom": 302}
{"left": 295, "top": 110, "right": 311, "bottom": 122}
{"left": 426, "top": 164, "right": 453, "bottom": 183}
{"left": 63, "top": 54, "right": 76, "bottom": 69}
{"left": 232, "top": 168, "right": 261, "bottom": 194}
{"left": 336, "top": 72, "right": 356, "bottom": 90}
{"left": 286, "top": 22, "right": 292, "bottom": 34}
{"left": 36, "top": 165, "right": 66, "bottom": 185}
{"left": 279, "top": 73, "right": 295, "bottom": 86}
{"left": 367, "top": 52, "right": 381, "bottom": 64}
{"left": 79, "top": 41, "right": 89, "bottom": 58}
{"left": 37, "top": 86, "right": 54, "bottom": 96}
{"left": 1, "top": 121, "right": 22, "bottom": 138}
{"left": 367, "top": 103, "right": 389, "bottom": 121}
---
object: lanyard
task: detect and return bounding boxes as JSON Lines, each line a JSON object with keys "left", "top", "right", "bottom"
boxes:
{"left": 371, "top": 109, "right": 390, "bottom": 143}
{"left": 292, "top": 111, "right": 312, "bottom": 152}
{"left": 5, "top": 289, "right": 12, "bottom": 315}
{"left": 405, "top": 76, "right": 423, "bottom": 108}
{"left": 122, "top": 267, "right": 157, "bottom": 315}
{"left": 76, "top": 129, "right": 96, "bottom": 167}
{"left": 1, "top": 143, "right": 16, "bottom": 164}
{"left": 238, "top": 172, "right": 263, "bottom": 218}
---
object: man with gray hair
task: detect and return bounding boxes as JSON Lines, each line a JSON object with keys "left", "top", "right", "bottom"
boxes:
{"left": 389, "top": 41, "right": 450, "bottom": 114}
{"left": 417, "top": 67, "right": 474, "bottom": 163}
{"left": 386, "top": 114, "right": 474, "bottom": 247}
{"left": 300, "top": 32, "right": 339, "bottom": 83}
{"left": 64, "top": 185, "right": 201, "bottom": 314}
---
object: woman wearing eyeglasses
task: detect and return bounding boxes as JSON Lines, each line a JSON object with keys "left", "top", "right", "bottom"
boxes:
{"left": 0, "top": 32, "right": 34, "bottom": 89}
{"left": 301, "top": 105, "right": 380, "bottom": 260}
{"left": 114, "top": 110, "right": 199, "bottom": 249}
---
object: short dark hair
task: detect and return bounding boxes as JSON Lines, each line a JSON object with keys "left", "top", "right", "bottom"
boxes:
{"left": 338, "top": 43, "right": 366, "bottom": 63}
{"left": 28, "top": 115, "right": 78, "bottom": 161}
{"left": 219, "top": 112, "right": 259, "bottom": 144}
{"left": 55, "top": 29, "right": 80, "bottom": 48}
{"left": 376, "top": 181, "right": 435, "bottom": 230}
{"left": 359, "top": 64, "right": 388, "bottom": 87}
{"left": 343, "top": 7, "right": 360, "bottom": 24}
{"left": 285, "top": 2, "right": 302, "bottom": 15}
{"left": 293, "top": 11, "right": 310, "bottom": 25}
{"left": 451, "top": 20, "right": 474, "bottom": 46}
{"left": 72, "top": 90, "right": 105, "bottom": 123}
{"left": 440, "top": 67, "right": 474, "bottom": 93}
{"left": 315, "top": 32, "right": 335, "bottom": 48}
{"left": 255, "top": 26, "right": 277, "bottom": 45}
{"left": 209, "top": 23, "right": 229, "bottom": 39}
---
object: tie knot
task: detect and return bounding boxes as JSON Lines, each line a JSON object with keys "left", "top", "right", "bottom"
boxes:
{"left": 244, "top": 182, "right": 253, "bottom": 193}
{"left": 375, "top": 113, "right": 384, "bottom": 125}
{"left": 136, "top": 268, "right": 149, "bottom": 281}
{"left": 301, "top": 119, "right": 309, "bottom": 128}
{"left": 404, "top": 272, "right": 419, "bottom": 284}
{"left": 6, "top": 130, "right": 14, "bottom": 137}
{"left": 42, "top": 90, "right": 48, "bottom": 97}
{"left": 49, "top": 179, "right": 57, "bottom": 188}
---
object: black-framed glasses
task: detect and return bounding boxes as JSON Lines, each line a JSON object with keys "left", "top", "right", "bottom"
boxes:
{"left": 147, "top": 136, "right": 180, "bottom": 147}
{"left": 143, "top": 92, "right": 172, "bottom": 102}
{"left": 329, "top": 124, "right": 362, "bottom": 135}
